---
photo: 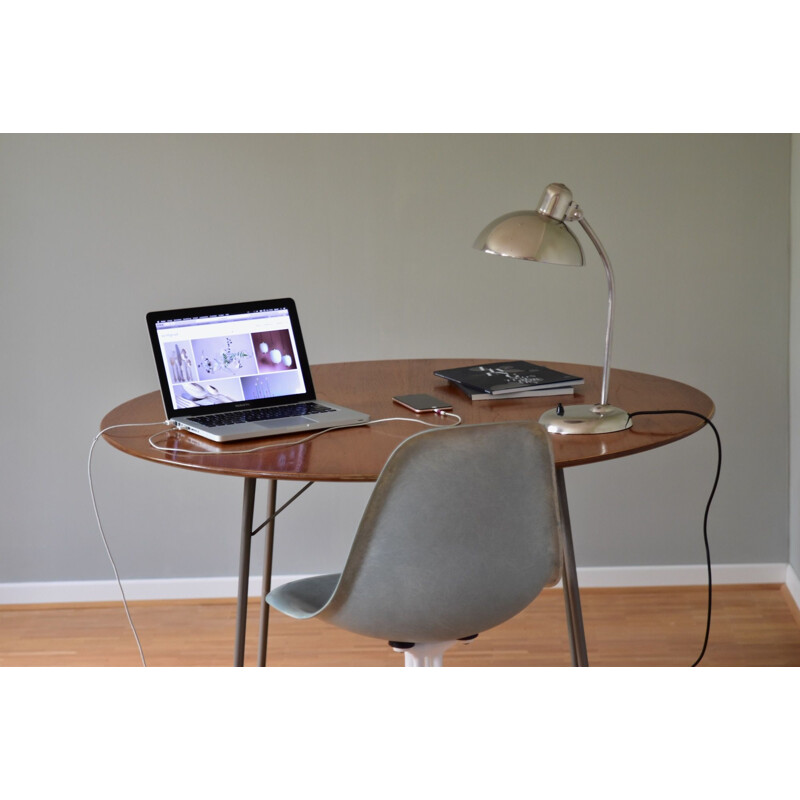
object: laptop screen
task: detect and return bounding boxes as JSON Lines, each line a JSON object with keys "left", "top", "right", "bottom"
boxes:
{"left": 147, "top": 298, "right": 316, "bottom": 419}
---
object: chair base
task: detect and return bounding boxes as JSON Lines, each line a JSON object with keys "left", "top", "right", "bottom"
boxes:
{"left": 390, "top": 637, "right": 477, "bottom": 667}
{"left": 392, "top": 641, "right": 455, "bottom": 667}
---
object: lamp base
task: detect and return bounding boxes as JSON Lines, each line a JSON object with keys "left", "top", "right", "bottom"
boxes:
{"left": 539, "top": 403, "right": 632, "bottom": 435}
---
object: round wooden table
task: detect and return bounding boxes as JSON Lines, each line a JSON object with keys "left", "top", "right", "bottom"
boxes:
{"left": 102, "top": 359, "right": 714, "bottom": 666}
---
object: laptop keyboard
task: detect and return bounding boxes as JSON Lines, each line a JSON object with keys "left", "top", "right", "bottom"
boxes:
{"left": 188, "top": 402, "right": 336, "bottom": 428}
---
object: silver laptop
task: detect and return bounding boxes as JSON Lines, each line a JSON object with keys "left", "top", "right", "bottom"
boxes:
{"left": 146, "top": 298, "right": 369, "bottom": 442}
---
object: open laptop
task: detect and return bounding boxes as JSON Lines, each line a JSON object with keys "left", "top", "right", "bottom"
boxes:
{"left": 146, "top": 298, "right": 370, "bottom": 442}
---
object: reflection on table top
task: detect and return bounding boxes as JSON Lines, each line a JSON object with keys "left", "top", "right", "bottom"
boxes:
{"left": 101, "top": 359, "right": 714, "bottom": 482}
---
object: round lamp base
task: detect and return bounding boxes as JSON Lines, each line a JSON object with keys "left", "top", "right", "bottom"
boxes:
{"left": 539, "top": 404, "right": 632, "bottom": 435}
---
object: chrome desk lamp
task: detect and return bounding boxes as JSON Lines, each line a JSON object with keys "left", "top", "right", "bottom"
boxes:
{"left": 474, "top": 182, "right": 631, "bottom": 434}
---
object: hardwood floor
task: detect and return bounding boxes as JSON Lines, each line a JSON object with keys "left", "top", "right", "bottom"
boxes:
{"left": 2, "top": 583, "right": 800, "bottom": 667}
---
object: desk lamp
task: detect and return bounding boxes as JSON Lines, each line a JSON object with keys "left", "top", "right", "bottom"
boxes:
{"left": 474, "top": 182, "right": 631, "bottom": 434}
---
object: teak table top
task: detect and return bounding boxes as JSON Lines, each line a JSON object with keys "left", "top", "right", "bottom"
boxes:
{"left": 101, "top": 359, "right": 715, "bottom": 482}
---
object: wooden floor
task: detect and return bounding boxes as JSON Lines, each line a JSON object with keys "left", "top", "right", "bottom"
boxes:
{"left": 2, "top": 583, "right": 800, "bottom": 667}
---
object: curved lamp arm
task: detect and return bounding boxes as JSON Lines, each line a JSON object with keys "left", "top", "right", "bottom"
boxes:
{"left": 567, "top": 205, "right": 614, "bottom": 407}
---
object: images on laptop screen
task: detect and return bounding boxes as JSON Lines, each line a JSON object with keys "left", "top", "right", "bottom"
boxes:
{"left": 148, "top": 300, "right": 315, "bottom": 417}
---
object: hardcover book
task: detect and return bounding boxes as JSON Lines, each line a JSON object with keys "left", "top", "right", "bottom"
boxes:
{"left": 454, "top": 383, "right": 575, "bottom": 402}
{"left": 434, "top": 361, "right": 584, "bottom": 395}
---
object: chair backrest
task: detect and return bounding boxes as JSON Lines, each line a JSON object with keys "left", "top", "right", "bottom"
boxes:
{"left": 319, "top": 421, "right": 563, "bottom": 643}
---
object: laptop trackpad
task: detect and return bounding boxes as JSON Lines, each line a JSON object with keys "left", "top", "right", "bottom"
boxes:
{"left": 255, "top": 417, "right": 317, "bottom": 430}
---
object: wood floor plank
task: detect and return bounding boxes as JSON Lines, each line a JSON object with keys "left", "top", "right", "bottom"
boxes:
{"left": 2, "top": 584, "right": 799, "bottom": 667}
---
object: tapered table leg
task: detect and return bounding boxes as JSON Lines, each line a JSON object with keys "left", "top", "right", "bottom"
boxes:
{"left": 234, "top": 477, "right": 257, "bottom": 667}
{"left": 258, "top": 480, "right": 278, "bottom": 667}
{"left": 556, "top": 468, "right": 589, "bottom": 667}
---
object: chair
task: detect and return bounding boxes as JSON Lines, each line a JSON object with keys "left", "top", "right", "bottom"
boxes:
{"left": 266, "top": 421, "right": 563, "bottom": 666}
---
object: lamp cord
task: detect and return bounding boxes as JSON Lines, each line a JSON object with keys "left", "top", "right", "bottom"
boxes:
{"left": 626, "top": 410, "right": 721, "bottom": 667}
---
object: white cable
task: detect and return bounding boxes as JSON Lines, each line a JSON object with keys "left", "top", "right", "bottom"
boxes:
{"left": 89, "top": 410, "right": 461, "bottom": 666}
{"left": 88, "top": 421, "right": 168, "bottom": 667}
{"left": 147, "top": 411, "right": 462, "bottom": 455}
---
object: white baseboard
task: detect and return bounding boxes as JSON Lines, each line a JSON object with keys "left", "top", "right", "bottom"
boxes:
{"left": 785, "top": 564, "right": 800, "bottom": 608}
{"left": 559, "top": 562, "right": 789, "bottom": 588}
{"left": 0, "top": 563, "right": 793, "bottom": 606}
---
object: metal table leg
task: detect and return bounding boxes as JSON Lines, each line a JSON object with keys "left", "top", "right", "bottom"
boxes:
{"left": 233, "top": 478, "right": 313, "bottom": 667}
{"left": 556, "top": 468, "right": 589, "bottom": 667}
{"left": 257, "top": 480, "right": 278, "bottom": 667}
{"left": 234, "top": 477, "right": 257, "bottom": 667}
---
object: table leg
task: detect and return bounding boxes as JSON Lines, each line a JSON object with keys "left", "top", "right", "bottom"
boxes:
{"left": 556, "top": 468, "right": 589, "bottom": 667}
{"left": 257, "top": 480, "right": 278, "bottom": 667}
{"left": 234, "top": 477, "right": 257, "bottom": 667}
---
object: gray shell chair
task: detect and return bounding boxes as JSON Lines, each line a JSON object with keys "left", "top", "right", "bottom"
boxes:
{"left": 266, "top": 421, "right": 563, "bottom": 666}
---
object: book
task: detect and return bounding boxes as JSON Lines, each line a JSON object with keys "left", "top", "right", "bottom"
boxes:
{"left": 434, "top": 361, "right": 584, "bottom": 395}
{"left": 455, "top": 383, "right": 575, "bottom": 402}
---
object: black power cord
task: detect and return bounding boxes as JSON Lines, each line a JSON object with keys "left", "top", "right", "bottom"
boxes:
{"left": 627, "top": 410, "right": 721, "bottom": 667}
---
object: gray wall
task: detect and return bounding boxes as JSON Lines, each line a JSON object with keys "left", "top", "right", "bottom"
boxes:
{"left": 0, "top": 133, "right": 791, "bottom": 588}
{"left": 791, "top": 134, "right": 800, "bottom": 580}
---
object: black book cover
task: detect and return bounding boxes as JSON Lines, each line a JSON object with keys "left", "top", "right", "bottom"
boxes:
{"left": 434, "top": 361, "right": 584, "bottom": 394}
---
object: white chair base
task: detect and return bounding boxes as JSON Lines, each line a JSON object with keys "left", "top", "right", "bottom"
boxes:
{"left": 392, "top": 640, "right": 460, "bottom": 667}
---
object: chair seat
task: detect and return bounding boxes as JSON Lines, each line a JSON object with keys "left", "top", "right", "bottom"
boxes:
{"left": 266, "top": 573, "right": 340, "bottom": 619}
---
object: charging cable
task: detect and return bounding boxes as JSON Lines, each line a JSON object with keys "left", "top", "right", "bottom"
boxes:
{"left": 89, "top": 411, "right": 461, "bottom": 665}
{"left": 88, "top": 421, "right": 170, "bottom": 667}
{"left": 627, "top": 410, "right": 721, "bottom": 667}
{"left": 147, "top": 410, "right": 462, "bottom": 455}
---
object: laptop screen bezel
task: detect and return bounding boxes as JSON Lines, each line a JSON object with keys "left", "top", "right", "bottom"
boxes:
{"left": 146, "top": 298, "right": 318, "bottom": 420}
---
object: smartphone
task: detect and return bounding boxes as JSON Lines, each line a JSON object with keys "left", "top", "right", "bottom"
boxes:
{"left": 392, "top": 393, "right": 454, "bottom": 413}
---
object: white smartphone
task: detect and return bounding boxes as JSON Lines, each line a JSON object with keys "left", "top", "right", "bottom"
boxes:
{"left": 392, "top": 393, "right": 454, "bottom": 413}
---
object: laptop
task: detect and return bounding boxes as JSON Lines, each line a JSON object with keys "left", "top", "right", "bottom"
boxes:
{"left": 146, "top": 298, "right": 370, "bottom": 442}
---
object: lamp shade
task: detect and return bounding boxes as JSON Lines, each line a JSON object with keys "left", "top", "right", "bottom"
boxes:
{"left": 473, "top": 210, "right": 585, "bottom": 266}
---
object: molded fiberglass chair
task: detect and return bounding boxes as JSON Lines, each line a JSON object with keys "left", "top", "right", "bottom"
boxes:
{"left": 266, "top": 421, "right": 563, "bottom": 666}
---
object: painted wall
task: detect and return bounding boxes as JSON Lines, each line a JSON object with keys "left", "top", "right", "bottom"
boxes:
{"left": 791, "top": 134, "right": 800, "bottom": 580}
{"left": 0, "top": 134, "right": 791, "bottom": 589}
